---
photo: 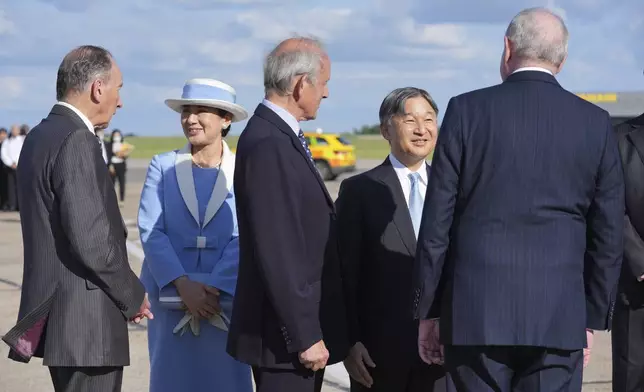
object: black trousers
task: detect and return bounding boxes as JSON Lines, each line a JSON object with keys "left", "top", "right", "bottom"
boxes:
{"left": 0, "top": 166, "right": 7, "bottom": 208}
{"left": 444, "top": 345, "right": 583, "bottom": 392}
{"left": 252, "top": 366, "right": 325, "bottom": 392}
{"left": 111, "top": 162, "right": 126, "bottom": 202}
{"left": 350, "top": 363, "right": 453, "bottom": 392}
{"left": 49, "top": 366, "right": 123, "bottom": 392}
{"left": 612, "top": 298, "right": 644, "bottom": 391}
{"left": 5, "top": 167, "right": 17, "bottom": 210}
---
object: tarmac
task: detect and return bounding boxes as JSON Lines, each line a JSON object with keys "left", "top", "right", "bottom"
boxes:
{"left": 0, "top": 158, "right": 615, "bottom": 391}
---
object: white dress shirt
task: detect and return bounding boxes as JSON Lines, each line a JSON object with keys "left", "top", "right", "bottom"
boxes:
{"left": 389, "top": 153, "right": 429, "bottom": 207}
{"left": 99, "top": 138, "right": 108, "bottom": 164}
{"left": 512, "top": 66, "right": 554, "bottom": 76}
{"left": 1, "top": 135, "right": 25, "bottom": 167}
{"left": 261, "top": 99, "right": 300, "bottom": 135}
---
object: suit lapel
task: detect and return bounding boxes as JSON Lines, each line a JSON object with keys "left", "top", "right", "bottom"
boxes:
{"left": 375, "top": 158, "right": 417, "bottom": 256}
{"left": 255, "top": 104, "right": 334, "bottom": 207}
{"left": 50, "top": 105, "right": 130, "bottom": 235}
{"left": 202, "top": 140, "right": 235, "bottom": 227}
{"left": 175, "top": 144, "right": 200, "bottom": 226}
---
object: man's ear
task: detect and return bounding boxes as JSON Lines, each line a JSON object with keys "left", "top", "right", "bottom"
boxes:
{"left": 380, "top": 123, "right": 391, "bottom": 141}
{"left": 503, "top": 36, "right": 512, "bottom": 64}
{"left": 90, "top": 79, "right": 104, "bottom": 103}
{"left": 292, "top": 74, "right": 308, "bottom": 100}
{"left": 555, "top": 54, "right": 567, "bottom": 74}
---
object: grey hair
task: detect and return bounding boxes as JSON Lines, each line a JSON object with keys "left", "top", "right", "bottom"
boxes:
{"left": 379, "top": 87, "right": 439, "bottom": 128}
{"left": 505, "top": 7, "right": 569, "bottom": 67}
{"left": 56, "top": 45, "right": 114, "bottom": 101}
{"left": 263, "top": 36, "right": 326, "bottom": 96}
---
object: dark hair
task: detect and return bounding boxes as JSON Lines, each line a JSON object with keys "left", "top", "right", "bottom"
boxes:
{"left": 215, "top": 108, "right": 232, "bottom": 137}
{"left": 56, "top": 45, "right": 113, "bottom": 101}
{"left": 222, "top": 124, "right": 232, "bottom": 137}
{"left": 20, "top": 124, "right": 29, "bottom": 135}
{"left": 111, "top": 128, "right": 123, "bottom": 140}
{"left": 0, "top": 128, "right": 7, "bottom": 134}
{"left": 379, "top": 87, "right": 439, "bottom": 127}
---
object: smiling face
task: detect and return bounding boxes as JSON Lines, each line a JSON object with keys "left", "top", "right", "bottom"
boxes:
{"left": 180, "top": 105, "right": 232, "bottom": 147}
{"left": 382, "top": 96, "right": 438, "bottom": 168}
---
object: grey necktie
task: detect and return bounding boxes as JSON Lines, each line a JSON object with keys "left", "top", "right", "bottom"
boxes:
{"left": 408, "top": 172, "right": 423, "bottom": 238}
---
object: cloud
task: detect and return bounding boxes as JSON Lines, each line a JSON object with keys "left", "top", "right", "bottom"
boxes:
{"left": 0, "top": 0, "right": 642, "bottom": 135}
{"left": 0, "top": 10, "right": 16, "bottom": 35}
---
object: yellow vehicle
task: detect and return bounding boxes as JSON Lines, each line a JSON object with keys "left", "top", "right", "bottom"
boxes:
{"left": 303, "top": 131, "right": 356, "bottom": 181}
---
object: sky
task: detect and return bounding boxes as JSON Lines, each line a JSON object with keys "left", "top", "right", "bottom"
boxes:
{"left": 0, "top": 0, "right": 642, "bottom": 136}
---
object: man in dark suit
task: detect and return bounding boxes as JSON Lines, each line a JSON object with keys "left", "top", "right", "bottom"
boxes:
{"left": 412, "top": 7, "right": 624, "bottom": 391}
{"left": 336, "top": 87, "right": 451, "bottom": 392}
{"left": 227, "top": 36, "right": 349, "bottom": 392}
{"left": 2, "top": 45, "right": 152, "bottom": 392}
{"left": 612, "top": 112, "right": 644, "bottom": 391}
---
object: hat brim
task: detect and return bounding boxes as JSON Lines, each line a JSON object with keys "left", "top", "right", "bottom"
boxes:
{"left": 164, "top": 99, "right": 249, "bottom": 122}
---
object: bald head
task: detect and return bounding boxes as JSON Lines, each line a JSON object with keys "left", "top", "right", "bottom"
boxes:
{"left": 272, "top": 37, "right": 326, "bottom": 57}
{"left": 263, "top": 36, "right": 327, "bottom": 96}
{"left": 505, "top": 7, "right": 568, "bottom": 68}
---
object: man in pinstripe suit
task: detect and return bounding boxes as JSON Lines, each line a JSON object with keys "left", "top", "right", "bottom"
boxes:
{"left": 412, "top": 7, "right": 624, "bottom": 391}
{"left": 2, "top": 45, "right": 152, "bottom": 392}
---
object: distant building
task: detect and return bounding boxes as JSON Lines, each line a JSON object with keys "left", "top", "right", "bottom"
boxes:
{"left": 575, "top": 91, "right": 644, "bottom": 124}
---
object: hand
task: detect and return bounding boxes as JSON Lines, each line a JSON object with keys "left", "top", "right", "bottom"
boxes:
{"left": 638, "top": 274, "right": 644, "bottom": 282}
{"left": 299, "top": 340, "right": 329, "bottom": 372}
{"left": 418, "top": 319, "right": 443, "bottom": 365}
{"left": 11, "top": 164, "right": 16, "bottom": 169}
{"left": 174, "top": 277, "right": 221, "bottom": 319}
{"left": 130, "top": 294, "right": 153, "bottom": 324}
{"left": 583, "top": 329, "right": 594, "bottom": 368}
{"left": 343, "top": 342, "right": 376, "bottom": 388}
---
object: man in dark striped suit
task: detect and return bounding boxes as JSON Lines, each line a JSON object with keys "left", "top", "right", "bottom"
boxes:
{"left": 2, "top": 45, "right": 152, "bottom": 392}
{"left": 412, "top": 7, "right": 624, "bottom": 391}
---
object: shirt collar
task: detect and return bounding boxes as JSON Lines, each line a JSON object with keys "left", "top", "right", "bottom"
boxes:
{"left": 511, "top": 66, "right": 554, "bottom": 76}
{"left": 56, "top": 101, "right": 95, "bottom": 135}
{"left": 261, "top": 99, "right": 300, "bottom": 136}
{"left": 389, "top": 153, "right": 428, "bottom": 185}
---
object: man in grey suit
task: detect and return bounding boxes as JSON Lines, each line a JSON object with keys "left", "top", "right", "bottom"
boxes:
{"left": 2, "top": 45, "right": 152, "bottom": 392}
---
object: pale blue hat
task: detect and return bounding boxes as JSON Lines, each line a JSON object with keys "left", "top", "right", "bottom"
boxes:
{"left": 164, "top": 78, "right": 248, "bottom": 122}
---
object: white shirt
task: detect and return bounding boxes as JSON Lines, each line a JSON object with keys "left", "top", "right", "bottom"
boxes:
{"left": 512, "top": 66, "right": 554, "bottom": 76}
{"left": 99, "top": 138, "right": 108, "bottom": 164}
{"left": 389, "top": 153, "right": 428, "bottom": 207}
{"left": 261, "top": 99, "right": 300, "bottom": 135}
{"left": 1, "top": 135, "right": 25, "bottom": 167}
{"left": 56, "top": 101, "right": 95, "bottom": 134}
{"left": 111, "top": 141, "right": 124, "bottom": 164}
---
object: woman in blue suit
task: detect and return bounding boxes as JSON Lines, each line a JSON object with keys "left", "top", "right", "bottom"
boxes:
{"left": 138, "top": 78, "right": 252, "bottom": 391}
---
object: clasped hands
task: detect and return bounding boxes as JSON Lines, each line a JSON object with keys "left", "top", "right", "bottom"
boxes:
{"left": 173, "top": 276, "right": 222, "bottom": 319}
{"left": 416, "top": 320, "right": 595, "bottom": 369}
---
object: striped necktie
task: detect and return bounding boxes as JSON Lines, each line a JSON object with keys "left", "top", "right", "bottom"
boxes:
{"left": 297, "top": 130, "right": 313, "bottom": 162}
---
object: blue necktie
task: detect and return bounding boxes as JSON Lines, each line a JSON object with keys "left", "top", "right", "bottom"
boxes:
{"left": 408, "top": 172, "right": 423, "bottom": 238}
{"left": 297, "top": 130, "right": 313, "bottom": 163}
